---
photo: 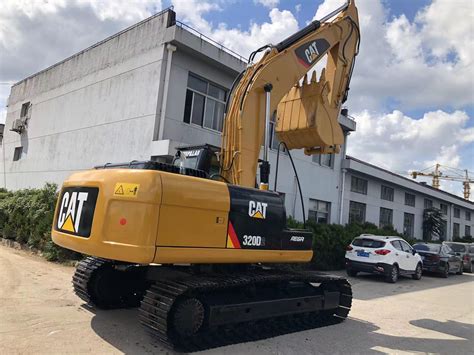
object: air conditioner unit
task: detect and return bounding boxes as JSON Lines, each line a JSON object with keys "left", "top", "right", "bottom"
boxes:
{"left": 10, "top": 118, "right": 25, "bottom": 134}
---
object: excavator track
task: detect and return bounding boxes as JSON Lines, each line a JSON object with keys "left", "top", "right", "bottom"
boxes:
{"left": 73, "top": 256, "right": 148, "bottom": 309}
{"left": 139, "top": 269, "right": 352, "bottom": 352}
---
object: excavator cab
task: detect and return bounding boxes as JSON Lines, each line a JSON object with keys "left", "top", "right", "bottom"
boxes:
{"left": 173, "top": 144, "right": 220, "bottom": 177}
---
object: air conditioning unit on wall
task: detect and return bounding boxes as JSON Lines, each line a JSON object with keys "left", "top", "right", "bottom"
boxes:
{"left": 10, "top": 118, "right": 26, "bottom": 134}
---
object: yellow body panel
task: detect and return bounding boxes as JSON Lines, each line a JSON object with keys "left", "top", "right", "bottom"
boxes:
{"left": 157, "top": 173, "right": 229, "bottom": 248}
{"left": 51, "top": 168, "right": 313, "bottom": 264}
{"left": 52, "top": 169, "right": 162, "bottom": 263}
{"left": 154, "top": 247, "right": 312, "bottom": 264}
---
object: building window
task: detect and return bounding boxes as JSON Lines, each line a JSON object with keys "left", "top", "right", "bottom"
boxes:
{"left": 453, "top": 223, "right": 460, "bottom": 238}
{"left": 349, "top": 201, "right": 366, "bottom": 224}
{"left": 381, "top": 185, "right": 394, "bottom": 201}
{"left": 466, "top": 225, "right": 471, "bottom": 237}
{"left": 308, "top": 199, "right": 331, "bottom": 224}
{"left": 424, "top": 199, "right": 433, "bottom": 209}
{"left": 453, "top": 207, "right": 460, "bottom": 218}
{"left": 183, "top": 73, "right": 227, "bottom": 132}
{"left": 351, "top": 176, "right": 367, "bottom": 195}
{"left": 312, "top": 154, "right": 334, "bottom": 168}
{"left": 405, "top": 193, "right": 415, "bottom": 207}
{"left": 13, "top": 147, "right": 23, "bottom": 161}
{"left": 379, "top": 207, "right": 393, "bottom": 228}
{"left": 403, "top": 213, "right": 414, "bottom": 238}
{"left": 20, "top": 102, "right": 31, "bottom": 119}
{"left": 440, "top": 203, "right": 448, "bottom": 215}
{"left": 466, "top": 211, "right": 471, "bottom": 221}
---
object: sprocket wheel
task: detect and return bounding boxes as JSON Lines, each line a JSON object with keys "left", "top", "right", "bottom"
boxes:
{"left": 171, "top": 298, "right": 205, "bottom": 337}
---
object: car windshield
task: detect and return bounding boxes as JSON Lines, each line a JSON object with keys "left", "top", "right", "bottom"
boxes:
{"left": 352, "top": 238, "right": 386, "bottom": 248}
{"left": 413, "top": 244, "right": 440, "bottom": 253}
{"left": 445, "top": 243, "right": 466, "bottom": 252}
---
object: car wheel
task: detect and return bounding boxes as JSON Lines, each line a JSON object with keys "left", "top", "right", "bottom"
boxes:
{"left": 386, "top": 264, "right": 398, "bottom": 283}
{"left": 441, "top": 264, "right": 449, "bottom": 278}
{"left": 456, "top": 263, "right": 463, "bottom": 275}
{"left": 346, "top": 269, "right": 358, "bottom": 277}
{"left": 412, "top": 263, "right": 422, "bottom": 280}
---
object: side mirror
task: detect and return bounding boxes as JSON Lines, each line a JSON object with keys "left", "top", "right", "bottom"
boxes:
{"left": 412, "top": 249, "right": 417, "bottom": 255}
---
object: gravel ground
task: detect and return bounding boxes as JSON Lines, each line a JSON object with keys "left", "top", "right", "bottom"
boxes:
{"left": 1, "top": 244, "right": 473, "bottom": 355}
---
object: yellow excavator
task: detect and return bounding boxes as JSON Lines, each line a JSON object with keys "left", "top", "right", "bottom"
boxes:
{"left": 52, "top": 0, "right": 360, "bottom": 351}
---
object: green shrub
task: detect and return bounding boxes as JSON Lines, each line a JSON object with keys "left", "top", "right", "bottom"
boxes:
{"left": 0, "top": 184, "right": 82, "bottom": 262}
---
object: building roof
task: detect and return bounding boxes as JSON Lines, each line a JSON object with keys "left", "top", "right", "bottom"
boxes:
{"left": 345, "top": 156, "right": 474, "bottom": 208}
{"left": 12, "top": 8, "right": 246, "bottom": 88}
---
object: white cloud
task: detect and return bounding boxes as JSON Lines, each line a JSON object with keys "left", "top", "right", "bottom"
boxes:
{"left": 312, "top": 0, "right": 474, "bottom": 112}
{"left": 347, "top": 109, "right": 474, "bottom": 198}
{"left": 0, "top": 0, "right": 160, "bottom": 81}
{"left": 254, "top": 0, "right": 280, "bottom": 9}
{"left": 172, "top": 0, "right": 298, "bottom": 58}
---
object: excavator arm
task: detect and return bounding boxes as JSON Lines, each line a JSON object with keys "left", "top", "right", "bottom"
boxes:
{"left": 221, "top": 0, "right": 360, "bottom": 188}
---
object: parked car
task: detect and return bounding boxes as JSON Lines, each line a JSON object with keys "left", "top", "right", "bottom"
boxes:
{"left": 444, "top": 242, "right": 472, "bottom": 273}
{"left": 345, "top": 234, "right": 423, "bottom": 283}
{"left": 412, "top": 243, "right": 463, "bottom": 277}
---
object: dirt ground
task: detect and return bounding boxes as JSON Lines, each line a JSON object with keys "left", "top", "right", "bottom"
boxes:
{"left": 1, "top": 244, "right": 473, "bottom": 355}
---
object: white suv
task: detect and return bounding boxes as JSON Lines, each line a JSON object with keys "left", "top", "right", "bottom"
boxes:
{"left": 345, "top": 234, "right": 423, "bottom": 283}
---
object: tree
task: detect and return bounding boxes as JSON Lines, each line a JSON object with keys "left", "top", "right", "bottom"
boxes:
{"left": 422, "top": 207, "right": 445, "bottom": 241}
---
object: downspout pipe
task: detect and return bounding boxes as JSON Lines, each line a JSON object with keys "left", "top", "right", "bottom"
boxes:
{"left": 339, "top": 132, "right": 349, "bottom": 224}
{"left": 158, "top": 43, "right": 177, "bottom": 141}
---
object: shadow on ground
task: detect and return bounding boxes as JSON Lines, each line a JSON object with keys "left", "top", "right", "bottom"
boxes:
{"left": 86, "top": 303, "right": 473, "bottom": 354}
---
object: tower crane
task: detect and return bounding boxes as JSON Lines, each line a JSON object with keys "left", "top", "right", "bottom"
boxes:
{"left": 411, "top": 163, "right": 474, "bottom": 200}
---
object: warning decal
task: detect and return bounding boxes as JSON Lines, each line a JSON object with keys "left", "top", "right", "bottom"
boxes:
{"left": 114, "top": 183, "right": 140, "bottom": 197}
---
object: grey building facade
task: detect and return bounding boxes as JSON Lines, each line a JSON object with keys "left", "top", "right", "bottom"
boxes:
{"left": 1, "top": 9, "right": 473, "bottom": 240}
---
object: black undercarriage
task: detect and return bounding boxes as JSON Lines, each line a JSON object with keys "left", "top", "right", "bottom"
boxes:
{"left": 73, "top": 257, "right": 352, "bottom": 352}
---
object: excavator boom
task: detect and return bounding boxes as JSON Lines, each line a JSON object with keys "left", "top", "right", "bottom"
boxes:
{"left": 221, "top": 0, "right": 360, "bottom": 187}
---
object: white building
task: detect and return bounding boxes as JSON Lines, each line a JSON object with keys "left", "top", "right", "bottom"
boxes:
{"left": 1, "top": 9, "right": 472, "bottom": 240}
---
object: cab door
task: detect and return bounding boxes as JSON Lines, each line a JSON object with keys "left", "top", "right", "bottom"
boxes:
{"left": 400, "top": 240, "right": 418, "bottom": 272}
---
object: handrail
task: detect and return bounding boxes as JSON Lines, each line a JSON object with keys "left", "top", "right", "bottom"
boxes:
{"left": 175, "top": 20, "right": 248, "bottom": 63}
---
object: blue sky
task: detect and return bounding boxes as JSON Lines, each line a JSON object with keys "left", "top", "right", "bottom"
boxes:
{"left": 0, "top": 0, "right": 473, "bottom": 197}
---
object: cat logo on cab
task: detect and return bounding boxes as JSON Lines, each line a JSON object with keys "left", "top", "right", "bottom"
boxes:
{"left": 248, "top": 200, "right": 268, "bottom": 219}
{"left": 56, "top": 187, "right": 98, "bottom": 237}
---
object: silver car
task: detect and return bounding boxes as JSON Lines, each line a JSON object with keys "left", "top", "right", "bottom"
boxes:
{"left": 444, "top": 242, "right": 472, "bottom": 273}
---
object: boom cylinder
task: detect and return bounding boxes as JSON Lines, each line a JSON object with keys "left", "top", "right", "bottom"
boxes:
{"left": 260, "top": 83, "right": 273, "bottom": 190}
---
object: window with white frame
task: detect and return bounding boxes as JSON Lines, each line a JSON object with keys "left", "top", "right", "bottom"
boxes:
{"left": 308, "top": 199, "right": 331, "bottom": 224}
{"left": 349, "top": 201, "right": 366, "bottom": 224}
{"left": 454, "top": 207, "right": 460, "bottom": 218}
{"left": 381, "top": 185, "right": 394, "bottom": 201}
{"left": 312, "top": 154, "right": 333, "bottom": 168}
{"left": 351, "top": 176, "right": 368, "bottom": 195}
{"left": 379, "top": 207, "right": 393, "bottom": 228}
{"left": 405, "top": 193, "right": 415, "bottom": 207}
{"left": 453, "top": 223, "right": 460, "bottom": 238}
{"left": 424, "top": 199, "right": 433, "bottom": 209}
{"left": 183, "top": 74, "right": 227, "bottom": 132}
{"left": 403, "top": 213, "right": 414, "bottom": 238}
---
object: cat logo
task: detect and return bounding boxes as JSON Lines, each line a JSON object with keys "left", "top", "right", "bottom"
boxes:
{"left": 248, "top": 200, "right": 268, "bottom": 219}
{"left": 57, "top": 191, "right": 89, "bottom": 234}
